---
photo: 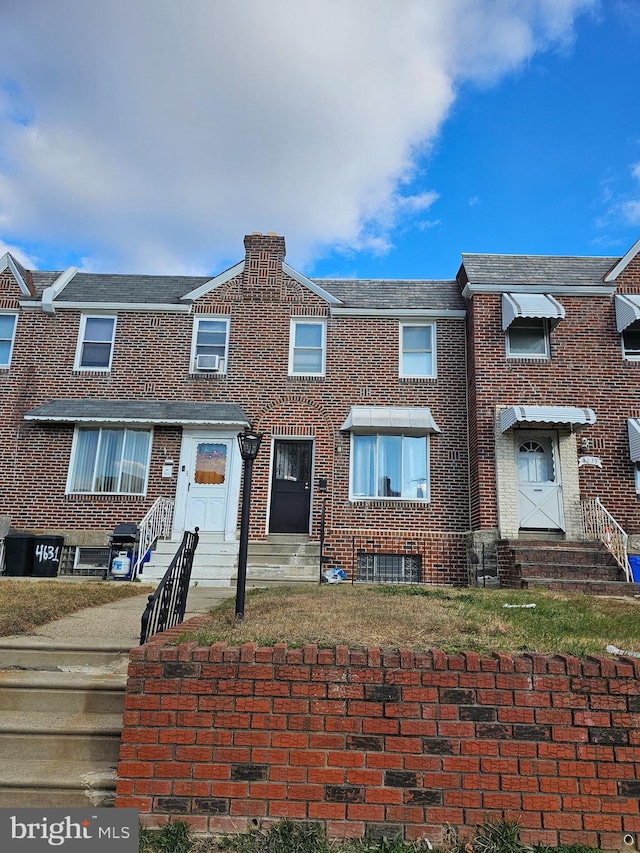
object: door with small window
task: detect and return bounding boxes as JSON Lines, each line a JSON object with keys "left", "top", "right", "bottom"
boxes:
{"left": 516, "top": 432, "right": 564, "bottom": 530}
{"left": 269, "top": 440, "right": 313, "bottom": 533}
{"left": 182, "top": 437, "right": 231, "bottom": 532}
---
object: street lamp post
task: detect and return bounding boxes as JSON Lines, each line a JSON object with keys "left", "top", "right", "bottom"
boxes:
{"left": 235, "top": 429, "right": 263, "bottom": 619}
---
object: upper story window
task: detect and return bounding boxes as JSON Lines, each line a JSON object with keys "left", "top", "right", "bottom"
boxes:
{"left": 351, "top": 433, "right": 429, "bottom": 501}
{"left": 400, "top": 323, "right": 435, "bottom": 377}
{"left": 0, "top": 313, "right": 17, "bottom": 368}
{"left": 289, "top": 319, "right": 326, "bottom": 376}
{"left": 622, "top": 321, "right": 640, "bottom": 359}
{"left": 506, "top": 318, "right": 550, "bottom": 359}
{"left": 67, "top": 427, "right": 151, "bottom": 494}
{"left": 75, "top": 315, "right": 116, "bottom": 371}
{"left": 191, "top": 317, "right": 229, "bottom": 373}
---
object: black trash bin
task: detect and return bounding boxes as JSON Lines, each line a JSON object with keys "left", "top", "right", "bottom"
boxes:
{"left": 32, "top": 535, "right": 65, "bottom": 577}
{"left": 4, "top": 531, "right": 35, "bottom": 576}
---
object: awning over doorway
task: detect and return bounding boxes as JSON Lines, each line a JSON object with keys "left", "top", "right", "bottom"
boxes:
{"left": 501, "top": 293, "right": 565, "bottom": 330}
{"left": 628, "top": 419, "right": 640, "bottom": 462}
{"left": 500, "top": 405, "right": 596, "bottom": 433}
{"left": 615, "top": 294, "right": 640, "bottom": 332}
{"left": 24, "top": 399, "right": 250, "bottom": 427}
{"left": 340, "top": 406, "right": 441, "bottom": 434}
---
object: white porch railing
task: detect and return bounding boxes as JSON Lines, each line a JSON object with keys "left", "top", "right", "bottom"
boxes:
{"left": 133, "top": 497, "right": 174, "bottom": 578}
{"left": 581, "top": 497, "right": 630, "bottom": 582}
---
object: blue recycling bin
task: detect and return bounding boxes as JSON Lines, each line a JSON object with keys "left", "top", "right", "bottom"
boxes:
{"left": 628, "top": 555, "right": 640, "bottom": 583}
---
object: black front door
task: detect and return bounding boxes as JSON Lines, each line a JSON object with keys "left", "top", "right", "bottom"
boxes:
{"left": 269, "top": 440, "right": 313, "bottom": 533}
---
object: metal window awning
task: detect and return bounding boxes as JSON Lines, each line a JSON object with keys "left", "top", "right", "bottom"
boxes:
{"left": 24, "top": 399, "right": 250, "bottom": 427}
{"left": 340, "top": 406, "right": 441, "bottom": 434}
{"left": 502, "top": 293, "right": 566, "bottom": 330}
{"left": 628, "top": 419, "right": 640, "bottom": 462}
{"left": 500, "top": 405, "right": 596, "bottom": 433}
{"left": 615, "top": 294, "right": 640, "bottom": 332}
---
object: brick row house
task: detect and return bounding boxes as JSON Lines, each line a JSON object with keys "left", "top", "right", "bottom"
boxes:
{"left": 1, "top": 232, "right": 640, "bottom": 589}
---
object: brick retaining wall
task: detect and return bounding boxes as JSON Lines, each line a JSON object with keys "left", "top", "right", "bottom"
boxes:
{"left": 117, "top": 618, "right": 640, "bottom": 851}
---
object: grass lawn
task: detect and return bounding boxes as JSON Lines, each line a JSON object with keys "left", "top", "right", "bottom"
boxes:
{"left": 0, "top": 579, "right": 154, "bottom": 636}
{"left": 180, "top": 583, "right": 640, "bottom": 658}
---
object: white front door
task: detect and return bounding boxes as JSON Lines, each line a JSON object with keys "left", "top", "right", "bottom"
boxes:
{"left": 516, "top": 433, "right": 565, "bottom": 530}
{"left": 180, "top": 436, "right": 232, "bottom": 533}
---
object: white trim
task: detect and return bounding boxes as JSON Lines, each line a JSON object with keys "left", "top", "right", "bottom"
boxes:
{"left": 288, "top": 317, "right": 327, "bottom": 377}
{"left": 604, "top": 238, "right": 640, "bottom": 282}
{"left": 0, "top": 311, "right": 18, "bottom": 369}
{"left": 462, "top": 283, "right": 615, "bottom": 298}
{"left": 399, "top": 321, "right": 436, "bottom": 379}
{"left": 65, "top": 424, "right": 153, "bottom": 496}
{"left": 331, "top": 307, "right": 466, "bottom": 319}
{"left": 73, "top": 314, "right": 117, "bottom": 372}
{"left": 348, "top": 431, "right": 431, "bottom": 502}
{"left": 181, "top": 261, "right": 245, "bottom": 301}
{"left": 282, "top": 262, "right": 343, "bottom": 305}
{"left": 0, "top": 253, "right": 31, "bottom": 296}
{"left": 41, "top": 266, "right": 78, "bottom": 315}
{"left": 190, "top": 315, "right": 230, "bottom": 374}
{"left": 33, "top": 301, "right": 192, "bottom": 312}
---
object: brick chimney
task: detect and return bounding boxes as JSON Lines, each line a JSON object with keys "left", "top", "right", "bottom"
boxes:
{"left": 242, "top": 232, "right": 286, "bottom": 301}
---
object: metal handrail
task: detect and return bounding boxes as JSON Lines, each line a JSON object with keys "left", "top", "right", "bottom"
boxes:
{"left": 140, "top": 527, "right": 199, "bottom": 644}
{"left": 581, "top": 497, "right": 630, "bottom": 582}
{"left": 133, "top": 497, "right": 174, "bottom": 578}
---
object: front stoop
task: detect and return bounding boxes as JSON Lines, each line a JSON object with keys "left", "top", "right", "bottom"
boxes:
{"left": 0, "top": 645, "right": 129, "bottom": 807}
{"left": 498, "top": 539, "right": 640, "bottom": 597}
{"left": 244, "top": 535, "right": 321, "bottom": 585}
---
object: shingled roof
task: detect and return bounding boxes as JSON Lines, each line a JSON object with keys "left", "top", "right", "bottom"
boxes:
{"left": 460, "top": 254, "right": 619, "bottom": 288}
{"left": 315, "top": 278, "right": 465, "bottom": 311}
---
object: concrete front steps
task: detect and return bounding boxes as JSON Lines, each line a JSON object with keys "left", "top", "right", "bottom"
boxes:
{"left": 142, "top": 533, "right": 321, "bottom": 587}
{"left": 245, "top": 535, "right": 321, "bottom": 586}
{"left": 499, "top": 539, "right": 640, "bottom": 597}
{"left": 0, "top": 643, "right": 129, "bottom": 807}
{"left": 140, "top": 532, "right": 238, "bottom": 587}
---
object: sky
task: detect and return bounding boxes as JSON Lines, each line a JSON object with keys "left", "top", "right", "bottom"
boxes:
{"left": 1, "top": 0, "right": 640, "bottom": 281}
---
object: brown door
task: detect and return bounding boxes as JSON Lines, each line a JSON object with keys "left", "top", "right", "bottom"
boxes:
{"left": 269, "top": 440, "right": 313, "bottom": 533}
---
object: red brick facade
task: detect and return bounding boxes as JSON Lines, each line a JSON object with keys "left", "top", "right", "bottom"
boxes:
{"left": 0, "top": 236, "right": 469, "bottom": 581}
{"left": 118, "top": 622, "right": 640, "bottom": 851}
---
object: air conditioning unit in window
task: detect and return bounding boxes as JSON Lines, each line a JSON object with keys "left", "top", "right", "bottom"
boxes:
{"left": 196, "top": 354, "right": 222, "bottom": 372}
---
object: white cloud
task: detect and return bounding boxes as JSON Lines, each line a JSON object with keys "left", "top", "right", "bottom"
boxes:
{"left": 0, "top": 0, "right": 595, "bottom": 273}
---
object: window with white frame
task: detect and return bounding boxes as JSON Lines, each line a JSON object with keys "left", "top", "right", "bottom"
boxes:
{"left": 351, "top": 433, "right": 429, "bottom": 500}
{"left": 68, "top": 427, "right": 151, "bottom": 494}
{"left": 506, "top": 318, "right": 549, "bottom": 358}
{"left": 400, "top": 323, "right": 435, "bottom": 377}
{"left": 75, "top": 316, "right": 116, "bottom": 370}
{"left": 623, "top": 321, "right": 640, "bottom": 359}
{"left": 191, "top": 317, "right": 229, "bottom": 372}
{"left": 0, "top": 313, "right": 17, "bottom": 368}
{"left": 289, "top": 319, "right": 326, "bottom": 376}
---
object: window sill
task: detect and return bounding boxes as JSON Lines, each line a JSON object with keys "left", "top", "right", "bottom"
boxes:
{"left": 72, "top": 369, "right": 112, "bottom": 375}
{"left": 287, "top": 374, "right": 326, "bottom": 381}
{"left": 399, "top": 375, "right": 437, "bottom": 382}
{"left": 188, "top": 372, "right": 227, "bottom": 379}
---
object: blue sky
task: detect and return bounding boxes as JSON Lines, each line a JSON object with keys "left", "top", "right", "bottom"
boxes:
{"left": 1, "top": 1, "right": 639, "bottom": 280}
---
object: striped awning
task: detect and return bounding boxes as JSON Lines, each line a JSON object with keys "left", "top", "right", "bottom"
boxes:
{"left": 500, "top": 406, "right": 596, "bottom": 433}
{"left": 628, "top": 419, "right": 640, "bottom": 462}
{"left": 502, "top": 293, "right": 565, "bottom": 330}
{"left": 340, "top": 406, "right": 441, "bottom": 434}
{"left": 615, "top": 294, "right": 640, "bottom": 332}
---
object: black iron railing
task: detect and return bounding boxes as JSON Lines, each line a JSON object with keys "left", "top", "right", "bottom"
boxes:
{"left": 140, "top": 527, "right": 199, "bottom": 645}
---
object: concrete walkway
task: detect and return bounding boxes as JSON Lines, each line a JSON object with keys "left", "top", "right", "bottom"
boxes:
{"left": 0, "top": 585, "right": 237, "bottom": 651}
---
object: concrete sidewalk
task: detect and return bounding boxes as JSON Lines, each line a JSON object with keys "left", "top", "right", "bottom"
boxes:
{"left": 0, "top": 585, "right": 237, "bottom": 651}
